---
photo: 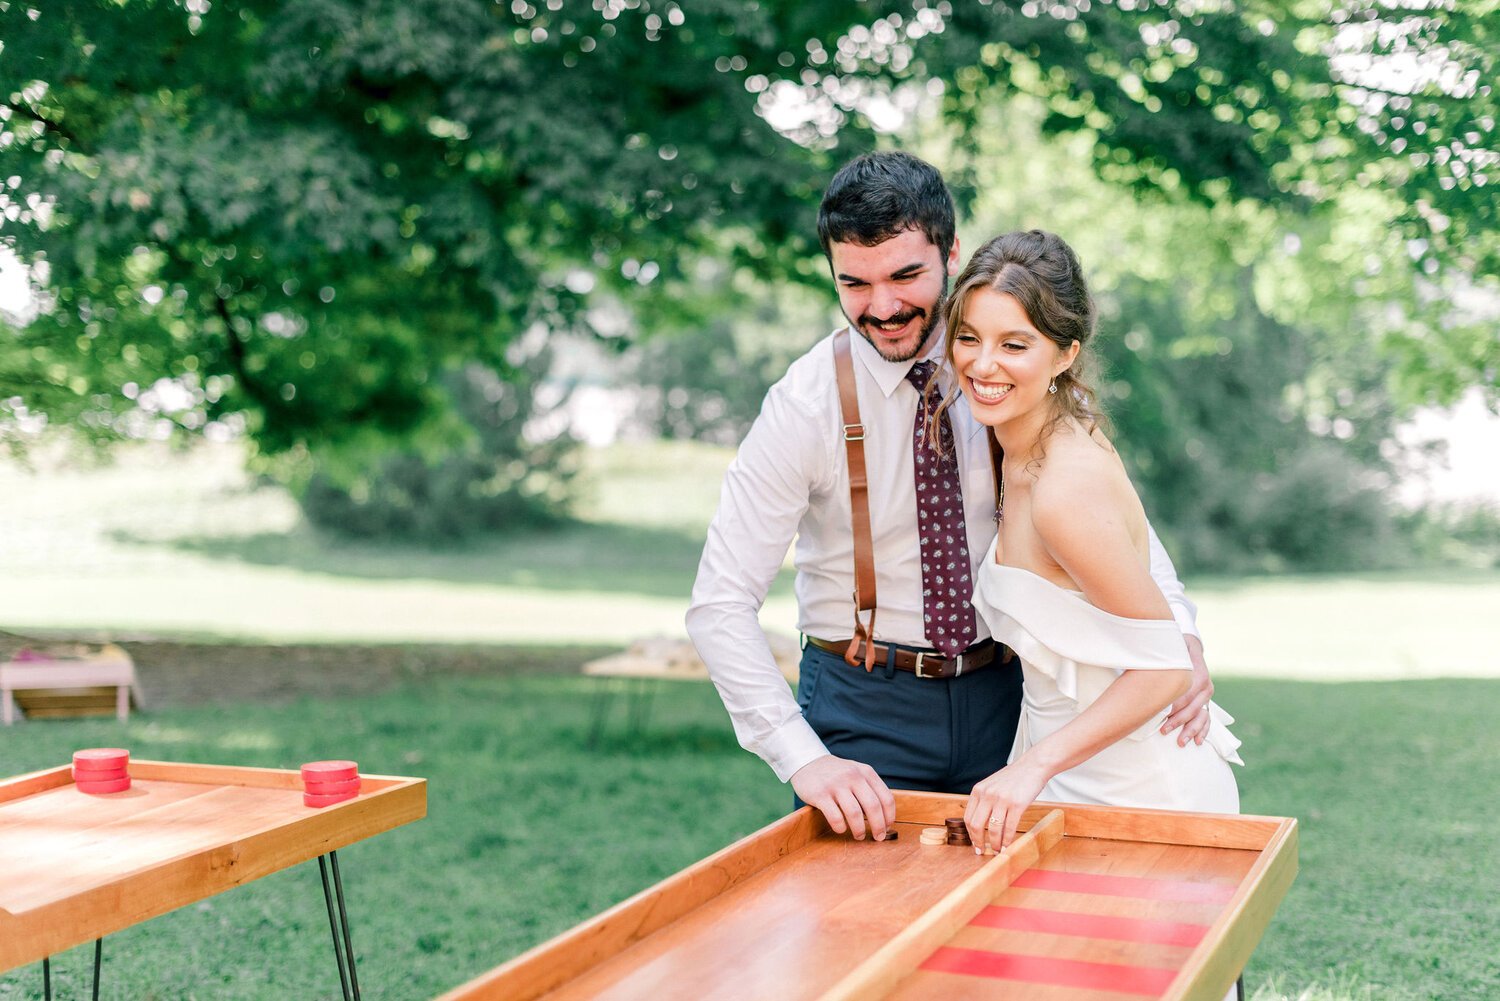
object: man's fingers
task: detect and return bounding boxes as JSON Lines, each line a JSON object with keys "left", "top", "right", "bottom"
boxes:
{"left": 877, "top": 783, "right": 898, "bottom": 834}
{"left": 834, "top": 792, "right": 870, "bottom": 840}
{"left": 856, "top": 766, "right": 896, "bottom": 839}
{"left": 816, "top": 795, "right": 848, "bottom": 834}
{"left": 845, "top": 776, "right": 889, "bottom": 840}
{"left": 1161, "top": 690, "right": 1211, "bottom": 734}
{"left": 1177, "top": 707, "right": 1212, "bottom": 746}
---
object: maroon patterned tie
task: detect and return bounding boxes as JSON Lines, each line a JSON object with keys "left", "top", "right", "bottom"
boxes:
{"left": 905, "top": 361, "right": 976, "bottom": 658}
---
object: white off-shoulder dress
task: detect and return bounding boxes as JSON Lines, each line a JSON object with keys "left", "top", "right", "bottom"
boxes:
{"left": 972, "top": 540, "right": 1242, "bottom": 814}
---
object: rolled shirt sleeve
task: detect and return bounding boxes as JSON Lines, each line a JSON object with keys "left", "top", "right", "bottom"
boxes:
{"left": 1145, "top": 523, "right": 1200, "bottom": 644}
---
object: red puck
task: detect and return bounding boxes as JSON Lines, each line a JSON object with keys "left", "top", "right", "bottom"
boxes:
{"left": 73, "top": 766, "right": 128, "bottom": 783}
{"left": 73, "top": 748, "right": 130, "bottom": 772}
{"left": 303, "top": 790, "right": 358, "bottom": 808}
{"left": 75, "top": 776, "right": 133, "bottom": 795}
{"left": 303, "top": 776, "right": 361, "bottom": 797}
{"left": 300, "top": 760, "right": 358, "bottom": 783}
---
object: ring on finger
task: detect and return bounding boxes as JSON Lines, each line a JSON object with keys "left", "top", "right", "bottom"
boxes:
{"left": 987, "top": 816, "right": 1003, "bottom": 828}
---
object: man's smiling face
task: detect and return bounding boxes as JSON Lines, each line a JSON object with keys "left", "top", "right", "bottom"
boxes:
{"left": 830, "top": 228, "right": 959, "bottom": 363}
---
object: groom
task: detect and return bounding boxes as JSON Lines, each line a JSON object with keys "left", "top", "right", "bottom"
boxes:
{"left": 685, "top": 151, "right": 1213, "bottom": 840}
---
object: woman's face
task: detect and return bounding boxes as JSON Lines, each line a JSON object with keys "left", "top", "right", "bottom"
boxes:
{"left": 950, "top": 287, "right": 1078, "bottom": 429}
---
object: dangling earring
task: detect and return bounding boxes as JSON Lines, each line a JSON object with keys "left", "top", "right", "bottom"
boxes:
{"left": 1048, "top": 379, "right": 1058, "bottom": 395}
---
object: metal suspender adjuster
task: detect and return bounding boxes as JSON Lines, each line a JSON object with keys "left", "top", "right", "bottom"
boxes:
{"left": 843, "top": 423, "right": 865, "bottom": 442}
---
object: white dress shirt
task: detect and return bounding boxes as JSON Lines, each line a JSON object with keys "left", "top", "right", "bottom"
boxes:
{"left": 685, "top": 327, "right": 1199, "bottom": 783}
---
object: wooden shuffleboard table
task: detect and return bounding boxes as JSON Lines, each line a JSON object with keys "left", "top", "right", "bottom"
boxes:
{"left": 441, "top": 791, "right": 1296, "bottom": 1001}
{"left": 0, "top": 759, "right": 426, "bottom": 999}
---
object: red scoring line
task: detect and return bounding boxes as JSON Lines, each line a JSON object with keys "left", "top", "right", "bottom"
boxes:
{"left": 972, "top": 904, "right": 1209, "bottom": 947}
{"left": 1012, "top": 867, "right": 1237, "bottom": 905}
{"left": 921, "top": 946, "right": 1178, "bottom": 996}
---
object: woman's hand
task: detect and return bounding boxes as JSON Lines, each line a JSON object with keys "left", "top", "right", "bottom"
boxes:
{"left": 964, "top": 758, "right": 1051, "bottom": 854}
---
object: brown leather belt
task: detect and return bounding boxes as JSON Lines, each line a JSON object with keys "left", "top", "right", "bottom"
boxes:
{"left": 805, "top": 636, "right": 1010, "bottom": 680}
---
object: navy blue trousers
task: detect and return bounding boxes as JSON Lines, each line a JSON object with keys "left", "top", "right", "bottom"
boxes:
{"left": 796, "top": 640, "right": 1022, "bottom": 794}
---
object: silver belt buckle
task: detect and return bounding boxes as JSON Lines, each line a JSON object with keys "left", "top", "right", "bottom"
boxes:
{"left": 914, "top": 652, "right": 940, "bottom": 679}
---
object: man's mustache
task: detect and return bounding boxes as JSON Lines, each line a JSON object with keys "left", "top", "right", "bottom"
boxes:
{"left": 860, "top": 307, "right": 924, "bottom": 328}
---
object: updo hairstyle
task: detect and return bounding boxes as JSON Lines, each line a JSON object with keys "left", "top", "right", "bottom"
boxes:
{"left": 931, "top": 229, "right": 1109, "bottom": 453}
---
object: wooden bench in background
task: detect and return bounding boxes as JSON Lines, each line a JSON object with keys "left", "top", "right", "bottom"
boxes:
{"left": 0, "top": 643, "right": 145, "bottom": 725}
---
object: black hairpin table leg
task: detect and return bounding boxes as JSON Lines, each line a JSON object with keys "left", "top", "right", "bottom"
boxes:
{"left": 39, "top": 938, "right": 102, "bottom": 1001}
{"left": 318, "top": 850, "right": 362, "bottom": 1001}
{"left": 330, "top": 851, "right": 361, "bottom": 1000}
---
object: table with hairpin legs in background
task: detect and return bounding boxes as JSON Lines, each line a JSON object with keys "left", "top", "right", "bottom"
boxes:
{"left": 0, "top": 760, "right": 426, "bottom": 1001}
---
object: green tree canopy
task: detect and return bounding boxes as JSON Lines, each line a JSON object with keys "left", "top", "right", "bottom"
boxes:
{"left": 1, "top": 0, "right": 1493, "bottom": 471}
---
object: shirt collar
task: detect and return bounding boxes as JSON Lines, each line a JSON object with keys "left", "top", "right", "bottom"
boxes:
{"left": 848, "top": 326, "right": 948, "bottom": 399}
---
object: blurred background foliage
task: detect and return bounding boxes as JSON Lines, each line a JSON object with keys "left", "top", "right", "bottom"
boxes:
{"left": 1, "top": 0, "right": 1496, "bottom": 567}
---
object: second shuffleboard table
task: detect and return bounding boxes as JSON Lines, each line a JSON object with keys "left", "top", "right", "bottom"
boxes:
{"left": 0, "top": 759, "right": 426, "bottom": 1000}
{"left": 440, "top": 790, "right": 1297, "bottom": 1001}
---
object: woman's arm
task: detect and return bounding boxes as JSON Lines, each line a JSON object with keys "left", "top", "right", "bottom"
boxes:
{"left": 965, "top": 457, "right": 1189, "bottom": 852}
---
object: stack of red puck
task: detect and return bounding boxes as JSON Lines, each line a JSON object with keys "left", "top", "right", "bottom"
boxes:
{"left": 301, "top": 760, "right": 361, "bottom": 808}
{"left": 73, "top": 748, "right": 131, "bottom": 794}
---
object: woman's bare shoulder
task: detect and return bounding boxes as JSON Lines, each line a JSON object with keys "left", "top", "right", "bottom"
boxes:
{"left": 1034, "top": 422, "right": 1125, "bottom": 491}
{"left": 1031, "top": 424, "right": 1140, "bottom": 537}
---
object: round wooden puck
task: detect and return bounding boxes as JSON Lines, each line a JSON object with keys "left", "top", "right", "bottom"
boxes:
{"left": 303, "top": 790, "right": 359, "bottom": 808}
{"left": 301, "top": 760, "right": 358, "bottom": 783}
{"left": 75, "top": 776, "right": 132, "bottom": 795}
{"left": 302, "top": 776, "right": 362, "bottom": 796}
{"left": 72, "top": 766, "right": 128, "bottom": 783}
{"left": 73, "top": 748, "right": 130, "bottom": 772}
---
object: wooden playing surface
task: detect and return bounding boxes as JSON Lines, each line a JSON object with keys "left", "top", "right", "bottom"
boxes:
{"left": 0, "top": 760, "right": 426, "bottom": 972}
{"left": 440, "top": 791, "right": 1296, "bottom": 1001}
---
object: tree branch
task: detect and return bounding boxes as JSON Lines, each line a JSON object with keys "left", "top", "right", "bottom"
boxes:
{"left": 215, "top": 294, "right": 278, "bottom": 416}
{"left": 2, "top": 101, "right": 81, "bottom": 146}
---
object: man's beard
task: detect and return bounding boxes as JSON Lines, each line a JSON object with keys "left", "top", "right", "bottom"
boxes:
{"left": 848, "top": 273, "right": 949, "bottom": 363}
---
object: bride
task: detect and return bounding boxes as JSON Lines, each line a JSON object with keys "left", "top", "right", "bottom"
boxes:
{"left": 933, "top": 229, "right": 1242, "bottom": 855}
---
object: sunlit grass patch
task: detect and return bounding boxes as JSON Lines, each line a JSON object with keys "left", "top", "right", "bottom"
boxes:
{"left": 2, "top": 671, "right": 1496, "bottom": 1000}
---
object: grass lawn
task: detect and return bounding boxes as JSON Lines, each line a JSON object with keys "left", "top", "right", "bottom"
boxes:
{"left": 2, "top": 670, "right": 1497, "bottom": 1001}
{"left": 1, "top": 440, "right": 1497, "bottom": 680}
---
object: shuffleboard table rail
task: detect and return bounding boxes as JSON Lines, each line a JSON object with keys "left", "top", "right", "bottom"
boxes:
{"left": 438, "top": 791, "right": 1296, "bottom": 1001}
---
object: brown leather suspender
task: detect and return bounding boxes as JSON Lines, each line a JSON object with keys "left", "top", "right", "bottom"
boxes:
{"left": 833, "top": 329, "right": 878, "bottom": 671}
{"left": 832, "top": 328, "right": 1004, "bottom": 672}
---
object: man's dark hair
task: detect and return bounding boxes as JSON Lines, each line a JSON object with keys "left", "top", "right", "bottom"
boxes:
{"left": 816, "top": 151, "right": 955, "bottom": 262}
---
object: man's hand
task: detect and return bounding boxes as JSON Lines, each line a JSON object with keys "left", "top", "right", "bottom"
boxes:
{"left": 1161, "top": 634, "right": 1212, "bottom": 747}
{"left": 790, "top": 754, "right": 896, "bottom": 841}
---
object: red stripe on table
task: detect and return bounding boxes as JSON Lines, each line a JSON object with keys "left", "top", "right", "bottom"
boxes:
{"left": 920, "top": 946, "right": 1178, "bottom": 996}
{"left": 1012, "top": 868, "right": 1236, "bottom": 904}
{"left": 972, "top": 905, "right": 1208, "bottom": 947}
